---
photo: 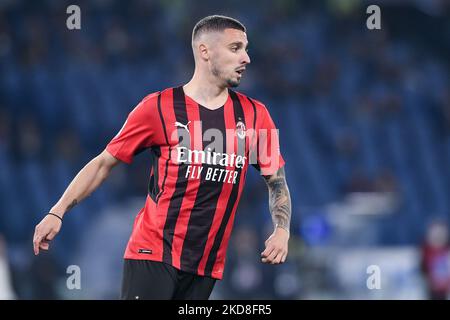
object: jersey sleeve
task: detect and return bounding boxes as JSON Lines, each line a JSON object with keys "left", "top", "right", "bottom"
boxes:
{"left": 252, "top": 103, "right": 285, "bottom": 176}
{"left": 106, "top": 94, "right": 158, "bottom": 164}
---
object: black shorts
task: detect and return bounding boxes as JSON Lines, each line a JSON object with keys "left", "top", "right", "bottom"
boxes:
{"left": 121, "top": 259, "right": 216, "bottom": 300}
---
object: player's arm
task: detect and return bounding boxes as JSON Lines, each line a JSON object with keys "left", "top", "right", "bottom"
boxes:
{"left": 33, "top": 149, "right": 121, "bottom": 255}
{"left": 260, "top": 166, "right": 291, "bottom": 264}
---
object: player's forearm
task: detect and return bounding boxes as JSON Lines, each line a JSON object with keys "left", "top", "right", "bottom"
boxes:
{"left": 50, "top": 156, "right": 113, "bottom": 218}
{"left": 264, "top": 167, "right": 292, "bottom": 233}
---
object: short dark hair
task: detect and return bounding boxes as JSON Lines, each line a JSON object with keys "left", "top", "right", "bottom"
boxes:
{"left": 192, "top": 15, "right": 246, "bottom": 41}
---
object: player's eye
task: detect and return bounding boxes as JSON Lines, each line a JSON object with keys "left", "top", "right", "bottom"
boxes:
{"left": 230, "top": 47, "right": 238, "bottom": 52}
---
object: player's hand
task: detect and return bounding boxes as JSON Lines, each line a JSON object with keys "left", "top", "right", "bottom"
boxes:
{"left": 33, "top": 214, "right": 62, "bottom": 255}
{"left": 261, "top": 226, "right": 289, "bottom": 264}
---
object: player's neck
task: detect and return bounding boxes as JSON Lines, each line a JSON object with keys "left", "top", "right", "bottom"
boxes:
{"left": 183, "top": 74, "right": 229, "bottom": 110}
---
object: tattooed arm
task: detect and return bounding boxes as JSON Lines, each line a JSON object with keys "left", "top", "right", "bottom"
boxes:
{"left": 264, "top": 167, "right": 292, "bottom": 232}
{"left": 260, "top": 167, "right": 292, "bottom": 264}
{"left": 33, "top": 149, "right": 120, "bottom": 255}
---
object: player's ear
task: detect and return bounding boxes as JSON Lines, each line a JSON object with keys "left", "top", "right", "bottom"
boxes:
{"left": 198, "top": 43, "right": 209, "bottom": 61}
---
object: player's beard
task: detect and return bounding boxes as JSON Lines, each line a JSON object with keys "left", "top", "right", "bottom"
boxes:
{"left": 211, "top": 62, "right": 240, "bottom": 88}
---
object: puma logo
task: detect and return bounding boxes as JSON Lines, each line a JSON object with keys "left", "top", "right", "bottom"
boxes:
{"left": 174, "top": 121, "right": 191, "bottom": 133}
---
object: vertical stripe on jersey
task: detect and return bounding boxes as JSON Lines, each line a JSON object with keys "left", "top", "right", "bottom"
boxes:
{"left": 203, "top": 90, "right": 247, "bottom": 277}
{"left": 151, "top": 89, "right": 177, "bottom": 261}
{"left": 156, "top": 93, "right": 170, "bottom": 202}
{"left": 179, "top": 102, "right": 228, "bottom": 272}
{"left": 171, "top": 92, "right": 202, "bottom": 270}
{"left": 247, "top": 97, "right": 259, "bottom": 171}
{"left": 162, "top": 86, "right": 191, "bottom": 265}
{"left": 148, "top": 146, "right": 161, "bottom": 202}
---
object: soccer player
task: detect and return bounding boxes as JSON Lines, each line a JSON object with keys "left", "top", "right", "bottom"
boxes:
{"left": 33, "top": 15, "right": 292, "bottom": 300}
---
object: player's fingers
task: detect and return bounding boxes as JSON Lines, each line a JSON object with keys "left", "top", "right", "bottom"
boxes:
{"left": 33, "top": 224, "right": 53, "bottom": 255}
{"left": 270, "top": 252, "right": 281, "bottom": 264}
{"left": 263, "top": 240, "right": 278, "bottom": 255}
{"left": 272, "top": 251, "right": 285, "bottom": 264}
{"left": 261, "top": 247, "right": 273, "bottom": 263}
{"left": 40, "top": 241, "right": 50, "bottom": 251}
{"left": 281, "top": 252, "right": 288, "bottom": 263}
{"left": 33, "top": 234, "right": 43, "bottom": 255}
{"left": 263, "top": 248, "right": 279, "bottom": 264}
{"left": 267, "top": 248, "right": 280, "bottom": 262}
{"left": 261, "top": 244, "right": 275, "bottom": 258}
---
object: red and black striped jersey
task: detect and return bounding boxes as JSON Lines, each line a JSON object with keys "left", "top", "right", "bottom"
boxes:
{"left": 106, "top": 86, "right": 285, "bottom": 279}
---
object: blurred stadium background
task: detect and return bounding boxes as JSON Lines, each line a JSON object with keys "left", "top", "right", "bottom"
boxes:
{"left": 0, "top": 0, "right": 449, "bottom": 299}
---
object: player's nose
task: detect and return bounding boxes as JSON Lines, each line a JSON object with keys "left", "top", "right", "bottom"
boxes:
{"left": 241, "top": 51, "right": 251, "bottom": 65}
